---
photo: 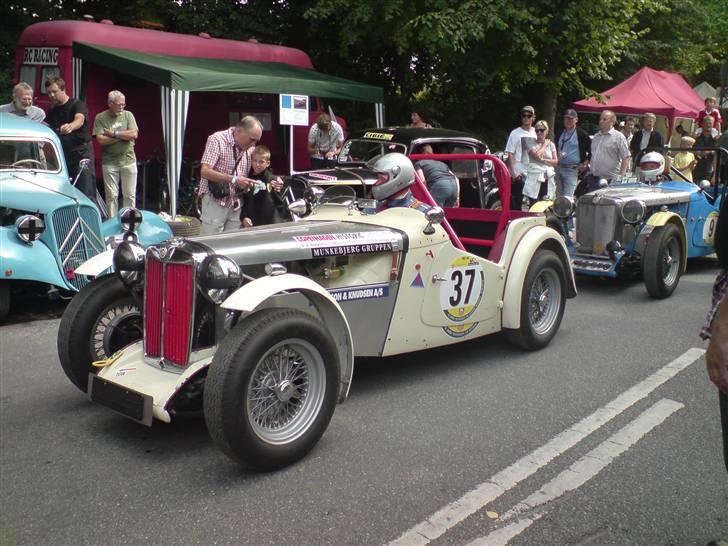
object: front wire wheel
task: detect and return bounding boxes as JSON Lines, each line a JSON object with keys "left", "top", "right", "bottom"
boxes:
{"left": 247, "top": 339, "right": 326, "bottom": 445}
{"left": 643, "top": 223, "right": 683, "bottom": 299}
{"left": 204, "top": 308, "right": 340, "bottom": 471}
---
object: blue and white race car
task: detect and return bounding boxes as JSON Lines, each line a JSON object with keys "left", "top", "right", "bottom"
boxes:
{"left": 545, "top": 149, "right": 725, "bottom": 298}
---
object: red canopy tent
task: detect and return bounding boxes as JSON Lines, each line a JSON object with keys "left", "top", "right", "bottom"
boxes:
{"left": 572, "top": 67, "right": 704, "bottom": 132}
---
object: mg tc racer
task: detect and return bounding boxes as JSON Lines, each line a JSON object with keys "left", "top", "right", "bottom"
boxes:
{"left": 540, "top": 149, "right": 725, "bottom": 298}
{"left": 57, "top": 153, "right": 576, "bottom": 471}
{"left": 0, "top": 113, "right": 172, "bottom": 320}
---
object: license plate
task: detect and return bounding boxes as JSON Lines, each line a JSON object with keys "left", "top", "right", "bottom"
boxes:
{"left": 89, "top": 375, "right": 153, "bottom": 426}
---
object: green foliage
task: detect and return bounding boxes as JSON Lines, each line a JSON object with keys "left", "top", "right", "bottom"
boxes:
{"left": 1, "top": 0, "right": 725, "bottom": 144}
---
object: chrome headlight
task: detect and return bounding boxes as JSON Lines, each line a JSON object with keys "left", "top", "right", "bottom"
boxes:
{"left": 621, "top": 200, "right": 646, "bottom": 224}
{"left": 119, "top": 207, "right": 143, "bottom": 233}
{"left": 113, "top": 240, "right": 146, "bottom": 287}
{"left": 16, "top": 215, "right": 45, "bottom": 243}
{"left": 198, "top": 255, "right": 242, "bottom": 304}
{"left": 552, "top": 196, "right": 575, "bottom": 219}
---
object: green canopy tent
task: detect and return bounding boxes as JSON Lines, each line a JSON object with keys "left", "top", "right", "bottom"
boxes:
{"left": 71, "top": 42, "right": 385, "bottom": 217}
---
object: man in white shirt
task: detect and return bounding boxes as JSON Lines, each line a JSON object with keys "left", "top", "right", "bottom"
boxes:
{"left": 0, "top": 82, "right": 45, "bottom": 122}
{"left": 505, "top": 105, "right": 537, "bottom": 208}
{"left": 587, "top": 110, "right": 630, "bottom": 192}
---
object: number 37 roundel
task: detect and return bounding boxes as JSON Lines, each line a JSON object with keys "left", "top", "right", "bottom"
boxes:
{"left": 439, "top": 256, "right": 485, "bottom": 322}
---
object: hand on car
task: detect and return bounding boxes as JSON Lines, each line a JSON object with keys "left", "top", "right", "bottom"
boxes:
{"left": 271, "top": 176, "right": 284, "bottom": 192}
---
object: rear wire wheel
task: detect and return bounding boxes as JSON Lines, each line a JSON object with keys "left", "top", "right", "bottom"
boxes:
{"left": 504, "top": 249, "right": 566, "bottom": 350}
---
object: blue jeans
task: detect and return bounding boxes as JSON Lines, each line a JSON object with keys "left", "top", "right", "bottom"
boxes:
{"left": 555, "top": 165, "right": 578, "bottom": 198}
{"left": 429, "top": 179, "right": 458, "bottom": 207}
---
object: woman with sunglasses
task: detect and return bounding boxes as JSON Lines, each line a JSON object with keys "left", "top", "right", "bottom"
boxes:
{"left": 523, "top": 120, "right": 558, "bottom": 209}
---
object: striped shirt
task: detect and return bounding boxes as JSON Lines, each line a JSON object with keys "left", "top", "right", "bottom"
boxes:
{"left": 199, "top": 127, "right": 252, "bottom": 209}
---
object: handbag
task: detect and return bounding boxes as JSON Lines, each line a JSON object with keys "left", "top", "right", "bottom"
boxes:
{"left": 209, "top": 148, "right": 246, "bottom": 199}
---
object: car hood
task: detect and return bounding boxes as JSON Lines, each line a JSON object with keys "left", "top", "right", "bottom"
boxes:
{"left": 580, "top": 183, "right": 693, "bottom": 207}
{"left": 189, "top": 219, "right": 406, "bottom": 265}
{"left": 0, "top": 171, "right": 86, "bottom": 212}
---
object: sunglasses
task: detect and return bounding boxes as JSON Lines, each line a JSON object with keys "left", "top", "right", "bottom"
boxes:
{"left": 521, "top": 112, "right": 533, "bottom": 118}
{"left": 535, "top": 128, "right": 546, "bottom": 133}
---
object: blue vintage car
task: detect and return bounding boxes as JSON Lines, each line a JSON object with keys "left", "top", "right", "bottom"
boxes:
{"left": 546, "top": 159, "right": 724, "bottom": 299}
{"left": 0, "top": 113, "right": 172, "bottom": 319}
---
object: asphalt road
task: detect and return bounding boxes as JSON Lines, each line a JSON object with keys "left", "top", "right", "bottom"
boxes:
{"left": 1, "top": 258, "right": 726, "bottom": 546}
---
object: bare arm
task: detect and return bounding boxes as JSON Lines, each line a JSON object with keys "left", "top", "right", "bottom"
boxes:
{"left": 707, "top": 296, "right": 728, "bottom": 393}
{"left": 200, "top": 163, "right": 254, "bottom": 191}
{"left": 619, "top": 156, "right": 630, "bottom": 176}
{"left": 59, "top": 113, "right": 85, "bottom": 135}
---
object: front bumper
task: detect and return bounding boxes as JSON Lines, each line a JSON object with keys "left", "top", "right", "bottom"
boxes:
{"left": 89, "top": 342, "right": 216, "bottom": 425}
{"left": 572, "top": 254, "right": 619, "bottom": 277}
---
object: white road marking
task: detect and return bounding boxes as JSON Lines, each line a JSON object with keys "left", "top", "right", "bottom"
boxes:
{"left": 388, "top": 347, "right": 704, "bottom": 546}
{"left": 466, "top": 513, "right": 543, "bottom": 546}
{"left": 470, "top": 398, "right": 683, "bottom": 545}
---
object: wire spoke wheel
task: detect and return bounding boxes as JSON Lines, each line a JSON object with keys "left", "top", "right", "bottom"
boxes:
{"left": 528, "top": 268, "right": 562, "bottom": 336}
{"left": 91, "top": 303, "right": 142, "bottom": 360}
{"left": 247, "top": 339, "right": 326, "bottom": 445}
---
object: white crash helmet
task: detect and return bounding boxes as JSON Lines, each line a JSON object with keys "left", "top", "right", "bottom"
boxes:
{"left": 639, "top": 151, "right": 665, "bottom": 181}
{"left": 371, "top": 153, "right": 415, "bottom": 200}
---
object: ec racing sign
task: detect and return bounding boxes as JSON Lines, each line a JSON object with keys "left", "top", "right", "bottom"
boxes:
{"left": 23, "top": 48, "right": 59, "bottom": 66}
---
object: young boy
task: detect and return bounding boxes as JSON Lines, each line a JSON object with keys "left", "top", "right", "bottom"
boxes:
{"left": 241, "top": 145, "right": 284, "bottom": 227}
{"left": 696, "top": 97, "right": 723, "bottom": 134}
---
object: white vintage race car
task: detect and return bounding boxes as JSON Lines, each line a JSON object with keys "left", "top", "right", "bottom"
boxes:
{"left": 57, "top": 154, "right": 576, "bottom": 471}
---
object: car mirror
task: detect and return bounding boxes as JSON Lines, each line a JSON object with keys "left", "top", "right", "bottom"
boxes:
{"left": 78, "top": 158, "right": 91, "bottom": 170}
{"left": 423, "top": 206, "right": 444, "bottom": 235}
{"left": 698, "top": 179, "right": 711, "bottom": 192}
{"left": 598, "top": 178, "right": 609, "bottom": 188}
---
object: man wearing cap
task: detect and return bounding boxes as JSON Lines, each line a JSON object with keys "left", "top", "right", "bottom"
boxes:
{"left": 554, "top": 109, "right": 591, "bottom": 198}
{"left": 505, "top": 105, "right": 537, "bottom": 208}
{"left": 586, "top": 110, "right": 630, "bottom": 192}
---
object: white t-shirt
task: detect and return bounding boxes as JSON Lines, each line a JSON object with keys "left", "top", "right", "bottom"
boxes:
{"left": 505, "top": 126, "right": 536, "bottom": 177}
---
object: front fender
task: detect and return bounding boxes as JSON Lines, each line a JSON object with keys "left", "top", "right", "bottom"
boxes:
{"left": 502, "top": 225, "right": 576, "bottom": 330}
{"left": 636, "top": 212, "right": 688, "bottom": 272}
{"left": 102, "top": 211, "right": 172, "bottom": 246}
{"left": 222, "top": 274, "right": 354, "bottom": 403}
{"left": 0, "top": 227, "right": 72, "bottom": 289}
{"left": 529, "top": 200, "right": 553, "bottom": 213}
{"left": 74, "top": 248, "right": 115, "bottom": 277}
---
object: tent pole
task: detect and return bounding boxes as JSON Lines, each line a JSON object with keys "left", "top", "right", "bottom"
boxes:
{"left": 290, "top": 125, "right": 294, "bottom": 174}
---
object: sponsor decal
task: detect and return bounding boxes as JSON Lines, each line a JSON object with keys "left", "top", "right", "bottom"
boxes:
{"left": 115, "top": 366, "right": 138, "bottom": 377}
{"left": 440, "top": 256, "right": 484, "bottom": 322}
{"left": 363, "top": 131, "right": 395, "bottom": 141}
{"left": 23, "top": 47, "right": 59, "bottom": 66}
{"left": 410, "top": 272, "right": 424, "bottom": 288}
{"left": 329, "top": 283, "right": 389, "bottom": 302}
{"left": 308, "top": 172, "right": 338, "bottom": 181}
{"left": 425, "top": 249, "right": 435, "bottom": 259}
{"left": 294, "top": 231, "right": 398, "bottom": 256}
{"left": 443, "top": 322, "right": 478, "bottom": 338}
{"left": 311, "top": 242, "right": 393, "bottom": 257}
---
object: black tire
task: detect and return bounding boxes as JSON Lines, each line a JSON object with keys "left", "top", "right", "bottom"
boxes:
{"left": 204, "top": 308, "right": 340, "bottom": 471}
{"left": 0, "top": 282, "right": 10, "bottom": 322}
{"left": 166, "top": 216, "right": 201, "bottom": 237}
{"left": 57, "top": 275, "right": 142, "bottom": 392}
{"left": 643, "top": 223, "right": 683, "bottom": 299}
{"left": 504, "top": 249, "right": 567, "bottom": 351}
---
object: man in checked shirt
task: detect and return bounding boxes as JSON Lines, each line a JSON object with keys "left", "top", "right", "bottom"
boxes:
{"left": 199, "top": 116, "right": 281, "bottom": 235}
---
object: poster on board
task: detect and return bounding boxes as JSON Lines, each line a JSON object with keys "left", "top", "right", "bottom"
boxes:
{"left": 280, "top": 94, "right": 309, "bottom": 126}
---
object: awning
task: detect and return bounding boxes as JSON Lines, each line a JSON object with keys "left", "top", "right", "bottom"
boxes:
{"left": 72, "top": 42, "right": 383, "bottom": 102}
{"left": 72, "top": 42, "right": 385, "bottom": 217}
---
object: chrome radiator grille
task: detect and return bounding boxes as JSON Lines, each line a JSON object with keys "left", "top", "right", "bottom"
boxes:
{"left": 51, "top": 205, "right": 105, "bottom": 290}
{"left": 143, "top": 254, "right": 195, "bottom": 368}
{"left": 575, "top": 201, "right": 620, "bottom": 256}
